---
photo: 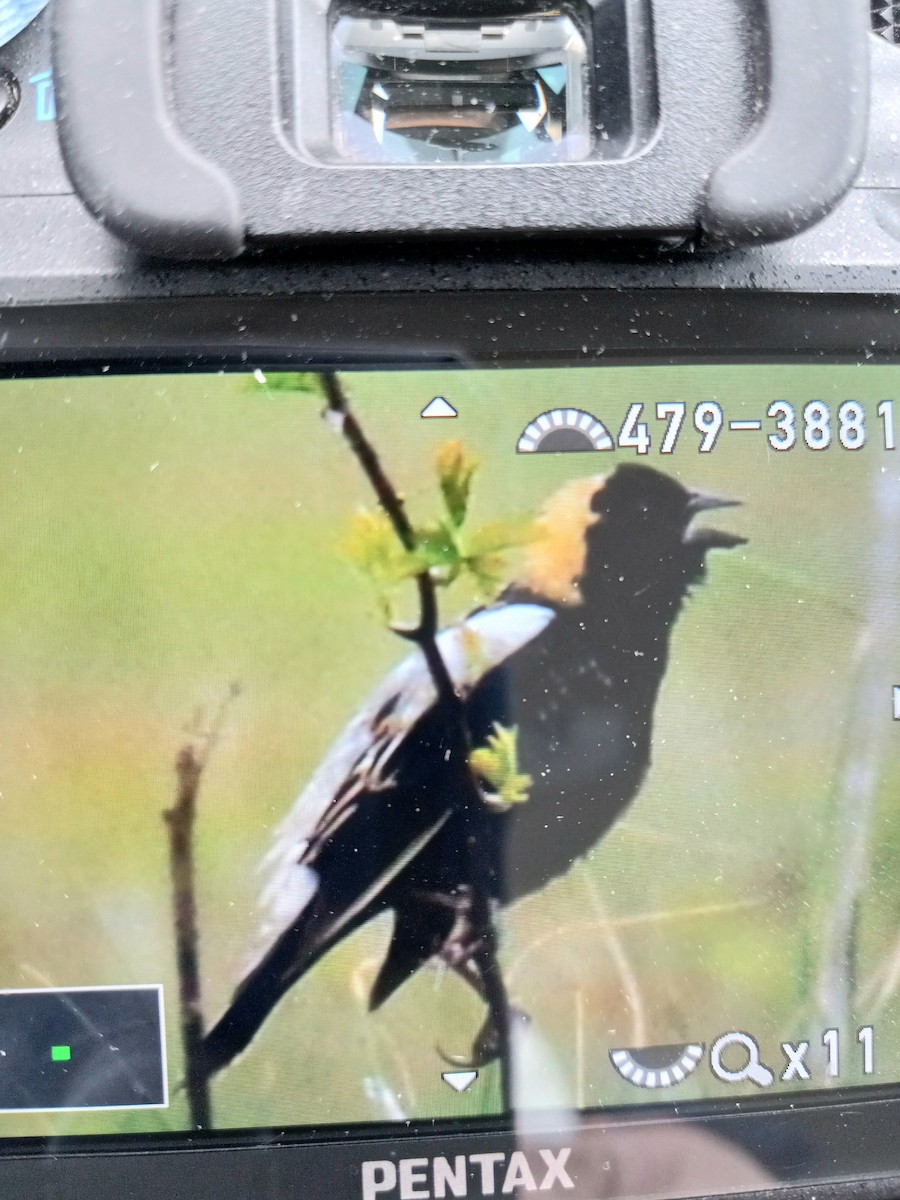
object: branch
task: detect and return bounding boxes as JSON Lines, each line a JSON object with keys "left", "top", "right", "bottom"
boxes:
{"left": 164, "top": 744, "right": 211, "bottom": 1130}
{"left": 323, "top": 372, "right": 513, "bottom": 1110}
{"left": 162, "top": 685, "right": 239, "bottom": 1130}
{"left": 323, "top": 374, "right": 455, "bottom": 703}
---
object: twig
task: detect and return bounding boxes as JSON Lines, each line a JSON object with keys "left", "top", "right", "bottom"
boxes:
{"left": 323, "top": 371, "right": 513, "bottom": 1110}
{"left": 322, "top": 374, "right": 454, "bottom": 700}
{"left": 164, "top": 744, "right": 211, "bottom": 1129}
{"left": 162, "top": 687, "right": 238, "bottom": 1130}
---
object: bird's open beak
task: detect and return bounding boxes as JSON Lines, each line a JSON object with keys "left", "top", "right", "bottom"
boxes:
{"left": 684, "top": 490, "right": 747, "bottom": 550}
{"left": 686, "top": 490, "right": 741, "bottom": 515}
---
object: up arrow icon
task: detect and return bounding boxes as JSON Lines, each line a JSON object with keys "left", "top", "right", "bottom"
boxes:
{"left": 441, "top": 1070, "right": 478, "bottom": 1093}
{"left": 421, "top": 396, "right": 458, "bottom": 419}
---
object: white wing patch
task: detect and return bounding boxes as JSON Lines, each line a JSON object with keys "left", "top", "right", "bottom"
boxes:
{"left": 248, "top": 604, "right": 555, "bottom": 973}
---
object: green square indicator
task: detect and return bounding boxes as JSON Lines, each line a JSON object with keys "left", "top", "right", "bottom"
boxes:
{"left": 50, "top": 1045, "right": 71, "bottom": 1063}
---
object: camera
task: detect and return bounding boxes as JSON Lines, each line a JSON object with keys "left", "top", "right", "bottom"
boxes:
{"left": 3, "top": 5, "right": 900, "bottom": 1200}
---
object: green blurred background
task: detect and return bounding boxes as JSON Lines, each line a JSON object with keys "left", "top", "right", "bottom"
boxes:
{"left": 0, "top": 365, "right": 899, "bottom": 1138}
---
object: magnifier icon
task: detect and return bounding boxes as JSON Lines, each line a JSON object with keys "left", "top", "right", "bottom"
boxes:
{"left": 710, "top": 1032, "right": 774, "bottom": 1088}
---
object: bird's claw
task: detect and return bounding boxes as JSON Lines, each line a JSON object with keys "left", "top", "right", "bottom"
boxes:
{"left": 437, "top": 1045, "right": 489, "bottom": 1069}
{"left": 436, "top": 1006, "right": 530, "bottom": 1069}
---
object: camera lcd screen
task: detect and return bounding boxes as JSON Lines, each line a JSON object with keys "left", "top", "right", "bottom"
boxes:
{"left": 0, "top": 363, "right": 898, "bottom": 1142}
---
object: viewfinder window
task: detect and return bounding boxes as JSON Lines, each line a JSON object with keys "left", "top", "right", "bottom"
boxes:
{"left": 328, "top": 12, "right": 591, "bottom": 164}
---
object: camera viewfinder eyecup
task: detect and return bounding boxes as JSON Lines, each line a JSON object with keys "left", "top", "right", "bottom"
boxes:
{"left": 49, "top": 0, "right": 870, "bottom": 259}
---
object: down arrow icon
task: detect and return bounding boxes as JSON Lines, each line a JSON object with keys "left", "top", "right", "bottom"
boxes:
{"left": 441, "top": 1070, "right": 478, "bottom": 1093}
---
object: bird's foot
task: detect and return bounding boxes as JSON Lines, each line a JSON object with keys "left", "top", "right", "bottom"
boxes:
{"left": 437, "top": 1005, "right": 530, "bottom": 1068}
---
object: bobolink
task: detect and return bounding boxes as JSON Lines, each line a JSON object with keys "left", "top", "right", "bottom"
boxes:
{"left": 203, "top": 463, "right": 744, "bottom": 1074}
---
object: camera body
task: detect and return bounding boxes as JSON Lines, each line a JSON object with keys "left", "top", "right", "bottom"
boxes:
{"left": 0, "top": 0, "right": 892, "bottom": 281}
{"left": 5, "top": 7, "right": 900, "bottom": 1200}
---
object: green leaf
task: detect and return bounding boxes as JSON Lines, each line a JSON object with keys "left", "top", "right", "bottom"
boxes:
{"left": 435, "top": 440, "right": 479, "bottom": 528}
{"left": 464, "top": 516, "right": 536, "bottom": 557}
{"left": 341, "top": 443, "right": 532, "bottom": 612}
{"left": 460, "top": 516, "right": 536, "bottom": 597}
{"left": 415, "top": 522, "right": 459, "bottom": 567}
{"left": 470, "top": 723, "right": 532, "bottom": 809}
{"left": 414, "top": 521, "right": 464, "bottom": 585}
{"left": 250, "top": 372, "right": 322, "bottom": 396}
{"left": 342, "top": 510, "right": 421, "bottom": 588}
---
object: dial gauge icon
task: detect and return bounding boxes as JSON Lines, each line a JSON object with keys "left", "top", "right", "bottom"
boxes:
{"left": 609, "top": 1043, "right": 705, "bottom": 1089}
{"left": 517, "top": 409, "right": 613, "bottom": 454}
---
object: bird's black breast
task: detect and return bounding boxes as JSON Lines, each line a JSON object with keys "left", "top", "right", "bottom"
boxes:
{"left": 463, "top": 607, "right": 671, "bottom": 902}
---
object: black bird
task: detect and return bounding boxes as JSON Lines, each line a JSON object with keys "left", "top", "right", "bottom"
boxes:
{"left": 202, "top": 463, "right": 745, "bottom": 1075}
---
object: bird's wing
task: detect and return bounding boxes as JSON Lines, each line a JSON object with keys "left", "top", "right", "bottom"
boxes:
{"left": 248, "top": 602, "right": 556, "bottom": 974}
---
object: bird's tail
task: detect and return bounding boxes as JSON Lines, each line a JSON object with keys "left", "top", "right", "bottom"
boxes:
{"left": 202, "top": 815, "right": 455, "bottom": 1077}
{"left": 201, "top": 891, "right": 367, "bottom": 1078}
{"left": 201, "top": 933, "right": 312, "bottom": 1078}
